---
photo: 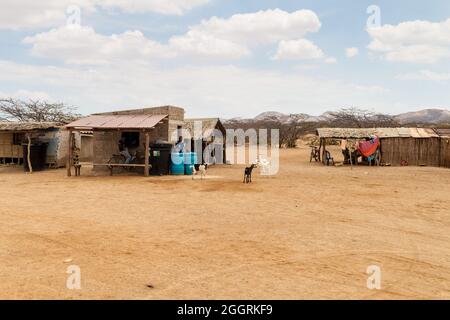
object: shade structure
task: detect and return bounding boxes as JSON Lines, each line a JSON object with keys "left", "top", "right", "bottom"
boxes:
{"left": 65, "top": 114, "right": 168, "bottom": 130}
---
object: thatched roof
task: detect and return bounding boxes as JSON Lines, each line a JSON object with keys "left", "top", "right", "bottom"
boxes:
{"left": 184, "top": 118, "right": 225, "bottom": 139}
{"left": 316, "top": 127, "right": 440, "bottom": 139}
{"left": 0, "top": 121, "right": 61, "bottom": 132}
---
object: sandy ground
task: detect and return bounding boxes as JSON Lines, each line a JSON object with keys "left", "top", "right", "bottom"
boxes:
{"left": 1, "top": 146, "right": 450, "bottom": 300}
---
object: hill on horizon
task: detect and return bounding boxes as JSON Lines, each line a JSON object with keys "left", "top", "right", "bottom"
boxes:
{"left": 223, "top": 108, "right": 450, "bottom": 125}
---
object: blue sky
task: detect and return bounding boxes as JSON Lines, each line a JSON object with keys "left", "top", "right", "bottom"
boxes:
{"left": 0, "top": 0, "right": 449, "bottom": 118}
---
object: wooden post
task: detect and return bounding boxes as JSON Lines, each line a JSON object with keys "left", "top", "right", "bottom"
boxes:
{"left": 67, "top": 130, "right": 73, "bottom": 177}
{"left": 318, "top": 138, "right": 322, "bottom": 162}
{"left": 322, "top": 139, "right": 327, "bottom": 165}
{"left": 349, "top": 145, "right": 353, "bottom": 170}
{"left": 144, "top": 131, "right": 150, "bottom": 177}
{"left": 27, "top": 134, "right": 33, "bottom": 174}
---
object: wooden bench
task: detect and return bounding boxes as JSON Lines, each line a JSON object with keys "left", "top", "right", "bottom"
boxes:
{"left": 93, "top": 163, "right": 148, "bottom": 176}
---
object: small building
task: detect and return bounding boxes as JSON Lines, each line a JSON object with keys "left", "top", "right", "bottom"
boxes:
{"left": 316, "top": 127, "right": 449, "bottom": 167}
{"left": 184, "top": 118, "right": 227, "bottom": 164}
{"left": 65, "top": 106, "right": 227, "bottom": 176}
{"left": 0, "top": 121, "right": 68, "bottom": 167}
{"left": 66, "top": 106, "right": 184, "bottom": 169}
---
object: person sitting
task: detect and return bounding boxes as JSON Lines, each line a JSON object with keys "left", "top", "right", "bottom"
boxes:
{"left": 118, "top": 138, "right": 133, "bottom": 164}
{"left": 174, "top": 136, "right": 185, "bottom": 154}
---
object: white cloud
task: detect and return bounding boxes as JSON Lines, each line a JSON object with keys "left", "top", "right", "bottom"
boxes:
{"left": 100, "top": 0, "right": 210, "bottom": 15}
{"left": 396, "top": 70, "right": 450, "bottom": 82}
{"left": 170, "top": 9, "right": 323, "bottom": 58}
{"left": 0, "top": 60, "right": 390, "bottom": 118}
{"left": 0, "top": 0, "right": 209, "bottom": 29}
{"left": 186, "top": 9, "right": 321, "bottom": 46}
{"left": 273, "top": 39, "right": 325, "bottom": 60}
{"left": 324, "top": 57, "right": 337, "bottom": 64}
{"left": 23, "top": 26, "right": 172, "bottom": 64}
{"left": 23, "top": 9, "right": 327, "bottom": 61}
{"left": 0, "top": 90, "right": 52, "bottom": 101}
{"left": 345, "top": 47, "right": 359, "bottom": 58}
{"left": 368, "top": 18, "right": 450, "bottom": 64}
{"left": 0, "top": 1, "right": 93, "bottom": 30}
{"left": 169, "top": 30, "right": 250, "bottom": 59}
{"left": 23, "top": 24, "right": 247, "bottom": 63}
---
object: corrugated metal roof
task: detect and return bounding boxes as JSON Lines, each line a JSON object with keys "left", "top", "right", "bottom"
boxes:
{"left": 0, "top": 121, "right": 61, "bottom": 131}
{"left": 65, "top": 114, "right": 168, "bottom": 129}
{"left": 184, "top": 118, "right": 225, "bottom": 139}
{"left": 435, "top": 128, "right": 450, "bottom": 138}
{"left": 316, "top": 127, "right": 440, "bottom": 139}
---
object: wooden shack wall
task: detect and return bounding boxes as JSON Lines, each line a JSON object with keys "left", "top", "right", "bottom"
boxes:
{"left": 92, "top": 130, "right": 122, "bottom": 166}
{"left": 80, "top": 135, "right": 94, "bottom": 162}
{"left": 0, "top": 132, "right": 23, "bottom": 158}
{"left": 92, "top": 122, "right": 171, "bottom": 171}
{"left": 440, "top": 137, "right": 450, "bottom": 168}
{"left": 380, "top": 137, "right": 441, "bottom": 167}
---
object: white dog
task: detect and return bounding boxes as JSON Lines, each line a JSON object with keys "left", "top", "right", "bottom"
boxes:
{"left": 191, "top": 164, "right": 207, "bottom": 180}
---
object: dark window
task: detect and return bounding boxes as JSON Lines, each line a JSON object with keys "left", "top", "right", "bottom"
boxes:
{"left": 121, "top": 132, "right": 140, "bottom": 148}
{"left": 13, "top": 133, "right": 25, "bottom": 145}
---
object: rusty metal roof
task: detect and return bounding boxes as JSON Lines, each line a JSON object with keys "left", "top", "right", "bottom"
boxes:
{"left": 65, "top": 114, "right": 168, "bottom": 130}
{"left": 316, "top": 127, "right": 440, "bottom": 139}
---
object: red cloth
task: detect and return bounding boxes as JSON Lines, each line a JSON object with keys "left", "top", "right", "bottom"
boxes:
{"left": 358, "top": 137, "right": 379, "bottom": 158}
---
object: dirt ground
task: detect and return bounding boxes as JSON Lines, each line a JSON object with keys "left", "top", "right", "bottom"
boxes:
{"left": 1, "top": 146, "right": 450, "bottom": 300}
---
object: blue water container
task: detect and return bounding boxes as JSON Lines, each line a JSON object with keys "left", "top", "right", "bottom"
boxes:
{"left": 171, "top": 153, "right": 185, "bottom": 175}
{"left": 184, "top": 152, "right": 198, "bottom": 175}
{"left": 185, "top": 164, "right": 194, "bottom": 175}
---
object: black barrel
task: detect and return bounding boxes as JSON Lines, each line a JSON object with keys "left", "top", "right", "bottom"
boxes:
{"left": 149, "top": 143, "right": 173, "bottom": 176}
{"left": 22, "top": 143, "right": 48, "bottom": 172}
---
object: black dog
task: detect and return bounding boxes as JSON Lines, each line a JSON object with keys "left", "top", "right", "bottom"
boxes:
{"left": 243, "top": 164, "right": 257, "bottom": 183}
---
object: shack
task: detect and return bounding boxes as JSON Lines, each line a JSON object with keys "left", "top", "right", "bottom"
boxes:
{"left": 65, "top": 106, "right": 185, "bottom": 176}
{"left": 0, "top": 121, "right": 68, "bottom": 168}
{"left": 316, "top": 127, "right": 447, "bottom": 167}
{"left": 435, "top": 129, "right": 450, "bottom": 168}
{"left": 184, "top": 118, "right": 227, "bottom": 164}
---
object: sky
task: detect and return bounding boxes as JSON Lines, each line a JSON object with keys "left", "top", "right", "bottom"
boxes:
{"left": 0, "top": 0, "right": 450, "bottom": 118}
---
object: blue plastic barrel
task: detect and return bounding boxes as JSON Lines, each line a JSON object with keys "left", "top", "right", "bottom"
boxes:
{"left": 171, "top": 153, "right": 185, "bottom": 175}
{"left": 184, "top": 152, "right": 198, "bottom": 175}
{"left": 185, "top": 164, "right": 194, "bottom": 175}
{"left": 183, "top": 152, "right": 198, "bottom": 165}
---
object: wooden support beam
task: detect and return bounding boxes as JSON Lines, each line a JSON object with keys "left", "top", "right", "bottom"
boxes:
{"left": 27, "top": 133, "right": 32, "bottom": 174}
{"left": 318, "top": 138, "right": 322, "bottom": 162}
{"left": 67, "top": 130, "right": 73, "bottom": 177}
{"left": 322, "top": 138, "right": 327, "bottom": 165}
{"left": 144, "top": 131, "right": 150, "bottom": 177}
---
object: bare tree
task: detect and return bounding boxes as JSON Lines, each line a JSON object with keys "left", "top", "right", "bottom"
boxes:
{"left": 328, "top": 107, "right": 399, "bottom": 128}
{"left": 225, "top": 118, "right": 315, "bottom": 148}
{"left": 0, "top": 98, "right": 80, "bottom": 123}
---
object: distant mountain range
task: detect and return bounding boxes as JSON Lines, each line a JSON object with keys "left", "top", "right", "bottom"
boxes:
{"left": 223, "top": 109, "right": 450, "bottom": 125}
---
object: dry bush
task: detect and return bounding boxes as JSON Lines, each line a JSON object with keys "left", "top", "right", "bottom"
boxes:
{"left": 0, "top": 98, "right": 80, "bottom": 123}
